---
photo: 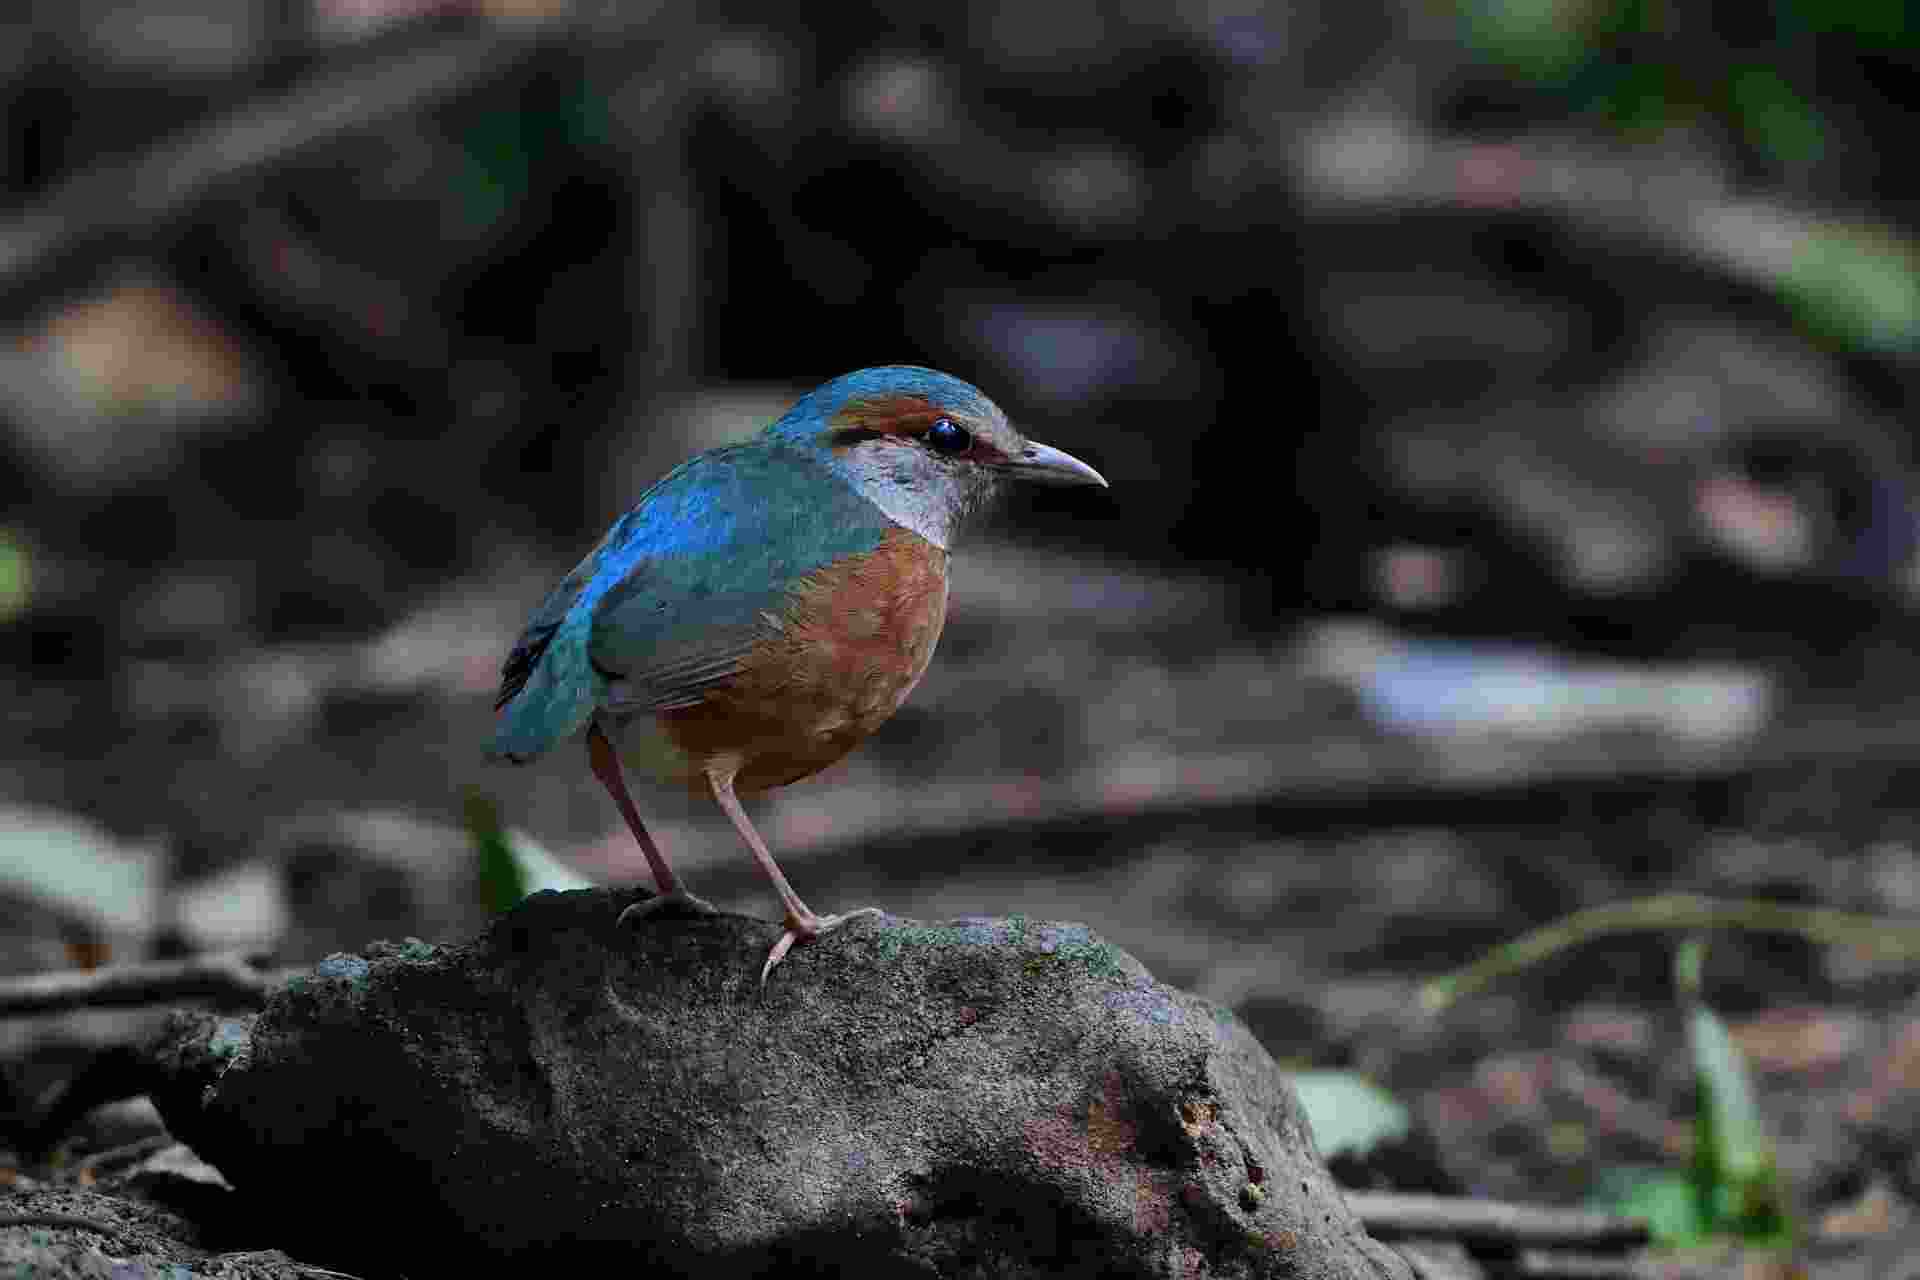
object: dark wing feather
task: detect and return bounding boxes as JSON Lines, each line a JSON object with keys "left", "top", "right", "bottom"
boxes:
{"left": 493, "top": 550, "right": 604, "bottom": 711}
{"left": 495, "top": 622, "right": 560, "bottom": 710}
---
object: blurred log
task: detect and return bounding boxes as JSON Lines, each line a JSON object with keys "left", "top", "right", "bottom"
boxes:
{"left": 0, "top": 951, "right": 283, "bottom": 1016}
{"left": 0, "top": 24, "right": 556, "bottom": 314}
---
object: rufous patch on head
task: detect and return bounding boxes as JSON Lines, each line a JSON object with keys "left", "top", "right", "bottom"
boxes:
{"left": 828, "top": 394, "right": 1016, "bottom": 466}
{"left": 829, "top": 395, "right": 947, "bottom": 441}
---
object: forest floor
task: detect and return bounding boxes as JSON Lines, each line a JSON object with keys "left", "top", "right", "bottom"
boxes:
{"left": 5, "top": 541, "right": 1920, "bottom": 1278}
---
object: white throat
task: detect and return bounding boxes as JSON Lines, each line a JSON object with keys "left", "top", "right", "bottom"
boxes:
{"left": 834, "top": 444, "right": 982, "bottom": 549}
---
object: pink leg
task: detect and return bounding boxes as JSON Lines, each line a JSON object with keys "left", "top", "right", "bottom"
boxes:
{"left": 588, "top": 721, "right": 715, "bottom": 922}
{"left": 707, "top": 768, "right": 882, "bottom": 983}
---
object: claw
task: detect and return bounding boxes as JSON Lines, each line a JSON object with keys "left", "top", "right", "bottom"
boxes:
{"left": 760, "top": 906, "right": 885, "bottom": 986}
{"left": 617, "top": 887, "right": 720, "bottom": 928}
{"left": 760, "top": 929, "right": 800, "bottom": 985}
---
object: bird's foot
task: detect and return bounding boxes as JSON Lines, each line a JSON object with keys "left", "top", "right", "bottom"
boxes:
{"left": 761, "top": 906, "right": 886, "bottom": 985}
{"left": 617, "top": 887, "right": 720, "bottom": 928}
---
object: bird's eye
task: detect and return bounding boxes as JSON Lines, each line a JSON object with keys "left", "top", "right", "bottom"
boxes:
{"left": 926, "top": 417, "right": 972, "bottom": 455}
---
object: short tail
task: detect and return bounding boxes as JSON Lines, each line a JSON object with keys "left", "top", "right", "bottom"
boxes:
{"left": 483, "top": 624, "right": 602, "bottom": 764}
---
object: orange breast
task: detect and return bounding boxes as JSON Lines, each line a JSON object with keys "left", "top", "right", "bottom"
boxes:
{"left": 656, "top": 525, "right": 950, "bottom": 793}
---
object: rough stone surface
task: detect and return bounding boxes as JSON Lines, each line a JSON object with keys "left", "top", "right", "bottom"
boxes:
{"left": 0, "top": 1185, "right": 316, "bottom": 1278}
{"left": 152, "top": 887, "right": 1412, "bottom": 1277}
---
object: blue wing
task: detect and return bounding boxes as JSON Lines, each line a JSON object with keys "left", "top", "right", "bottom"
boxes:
{"left": 485, "top": 441, "right": 890, "bottom": 763}
{"left": 484, "top": 507, "right": 644, "bottom": 763}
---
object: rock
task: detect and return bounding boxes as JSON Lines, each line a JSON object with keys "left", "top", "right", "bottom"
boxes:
{"left": 0, "top": 1185, "right": 314, "bottom": 1278}
{"left": 151, "top": 888, "right": 1411, "bottom": 1278}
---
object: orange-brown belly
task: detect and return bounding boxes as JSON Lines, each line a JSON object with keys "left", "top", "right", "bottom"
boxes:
{"left": 654, "top": 526, "right": 949, "bottom": 794}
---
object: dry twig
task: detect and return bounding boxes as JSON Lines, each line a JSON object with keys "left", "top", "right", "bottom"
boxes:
{"left": 1422, "top": 893, "right": 1920, "bottom": 1010}
{"left": 0, "top": 25, "right": 554, "bottom": 312}
{"left": 1348, "top": 1191, "right": 1651, "bottom": 1252}
{"left": 0, "top": 952, "right": 283, "bottom": 1017}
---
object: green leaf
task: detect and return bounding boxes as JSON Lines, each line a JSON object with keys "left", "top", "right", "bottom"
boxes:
{"left": 1596, "top": 941, "right": 1793, "bottom": 1250}
{"left": 1456, "top": 0, "right": 1596, "bottom": 81}
{"left": 1594, "top": 1166, "right": 1714, "bottom": 1247}
{"left": 1286, "top": 1071, "right": 1411, "bottom": 1158}
{"left": 1688, "top": 1000, "right": 1793, "bottom": 1245}
{"left": 1681, "top": 939, "right": 1795, "bottom": 1247}
{"left": 1595, "top": 60, "right": 1688, "bottom": 136}
{"left": 0, "top": 529, "right": 30, "bottom": 622}
{"left": 1729, "top": 66, "right": 1825, "bottom": 168}
{"left": 455, "top": 111, "right": 534, "bottom": 242}
{"left": 1780, "top": 222, "right": 1920, "bottom": 353}
{"left": 500, "top": 826, "right": 595, "bottom": 897}
{"left": 1676, "top": 935, "right": 1707, "bottom": 999}
{"left": 1690, "top": 1003, "right": 1770, "bottom": 1189}
{"left": 464, "top": 787, "right": 528, "bottom": 915}
{"left": 1779, "top": 0, "right": 1911, "bottom": 43}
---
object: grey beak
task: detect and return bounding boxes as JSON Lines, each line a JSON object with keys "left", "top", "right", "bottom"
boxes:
{"left": 1001, "top": 440, "right": 1109, "bottom": 488}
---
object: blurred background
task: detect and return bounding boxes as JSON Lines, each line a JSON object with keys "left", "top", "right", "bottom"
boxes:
{"left": 5, "top": 0, "right": 1920, "bottom": 1214}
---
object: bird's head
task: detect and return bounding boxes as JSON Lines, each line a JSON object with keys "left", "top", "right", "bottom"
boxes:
{"left": 766, "top": 366, "right": 1108, "bottom": 549}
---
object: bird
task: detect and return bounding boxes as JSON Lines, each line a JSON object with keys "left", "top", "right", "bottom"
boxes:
{"left": 486, "top": 366, "right": 1108, "bottom": 981}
